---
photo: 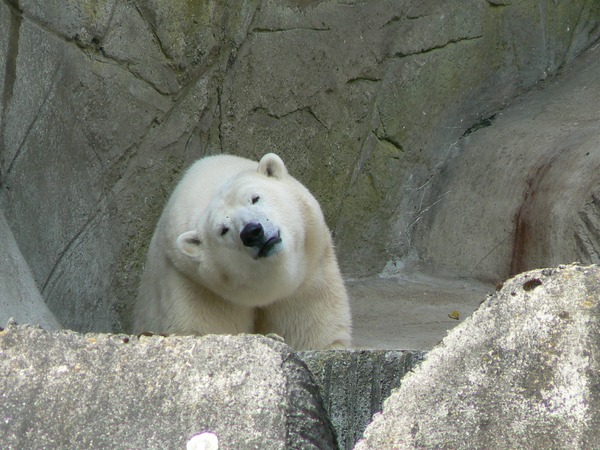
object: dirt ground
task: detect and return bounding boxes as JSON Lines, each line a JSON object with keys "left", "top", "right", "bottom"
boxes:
{"left": 347, "top": 273, "right": 493, "bottom": 350}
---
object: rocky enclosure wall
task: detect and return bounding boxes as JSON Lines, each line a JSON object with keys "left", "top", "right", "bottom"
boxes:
{"left": 0, "top": 0, "right": 599, "bottom": 332}
{"left": 414, "top": 42, "right": 600, "bottom": 282}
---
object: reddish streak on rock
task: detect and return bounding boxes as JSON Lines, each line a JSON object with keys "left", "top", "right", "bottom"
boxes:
{"left": 509, "top": 158, "right": 556, "bottom": 276}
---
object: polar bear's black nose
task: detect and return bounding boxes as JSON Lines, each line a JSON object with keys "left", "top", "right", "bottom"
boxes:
{"left": 240, "top": 222, "right": 264, "bottom": 247}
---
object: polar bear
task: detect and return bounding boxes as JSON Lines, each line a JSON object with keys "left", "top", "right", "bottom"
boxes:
{"left": 134, "top": 153, "right": 351, "bottom": 350}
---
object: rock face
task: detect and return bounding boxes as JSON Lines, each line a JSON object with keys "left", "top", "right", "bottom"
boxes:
{"left": 300, "top": 350, "right": 425, "bottom": 450}
{"left": 0, "top": 209, "right": 60, "bottom": 330}
{"left": 355, "top": 264, "right": 600, "bottom": 449}
{"left": 0, "top": 326, "right": 337, "bottom": 449}
{"left": 414, "top": 42, "right": 600, "bottom": 283}
{"left": 0, "top": 1, "right": 599, "bottom": 332}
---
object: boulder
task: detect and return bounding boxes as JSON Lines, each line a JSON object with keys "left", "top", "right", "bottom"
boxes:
{"left": 355, "top": 264, "right": 600, "bottom": 449}
{"left": 0, "top": 325, "right": 337, "bottom": 449}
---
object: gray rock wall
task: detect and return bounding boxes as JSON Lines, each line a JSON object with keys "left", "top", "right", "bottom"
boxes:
{"left": 414, "top": 41, "right": 600, "bottom": 283}
{"left": 300, "top": 350, "right": 425, "bottom": 450}
{"left": 0, "top": 0, "right": 599, "bottom": 332}
{"left": 0, "top": 209, "right": 61, "bottom": 329}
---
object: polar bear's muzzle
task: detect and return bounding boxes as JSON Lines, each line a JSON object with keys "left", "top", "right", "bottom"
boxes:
{"left": 240, "top": 222, "right": 282, "bottom": 258}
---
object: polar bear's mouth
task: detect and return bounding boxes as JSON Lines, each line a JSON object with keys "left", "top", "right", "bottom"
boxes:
{"left": 257, "top": 233, "right": 282, "bottom": 258}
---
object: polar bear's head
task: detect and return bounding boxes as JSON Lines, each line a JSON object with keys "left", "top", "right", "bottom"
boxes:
{"left": 175, "top": 153, "right": 320, "bottom": 307}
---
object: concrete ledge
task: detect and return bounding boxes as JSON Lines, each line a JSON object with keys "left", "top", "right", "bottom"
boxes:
{"left": 0, "top": 324, "right": 337, "bottom": 449}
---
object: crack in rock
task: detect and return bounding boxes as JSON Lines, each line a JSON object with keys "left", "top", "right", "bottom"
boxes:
{"left": 251, "top": 26, "right": 330, "bottom": 34}
{"left": 389, "top": 35, "right": 484, "bottom": 59}
{"left": 250, "top": 105, "right": 328, "bottom": 129}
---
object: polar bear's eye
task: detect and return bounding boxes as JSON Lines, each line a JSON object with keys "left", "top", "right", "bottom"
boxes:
{"left": 220, "top": 227, "right": 229, "bottom": 236}
{"left": 251, "top": 195, "right": 260, "bottom": 204}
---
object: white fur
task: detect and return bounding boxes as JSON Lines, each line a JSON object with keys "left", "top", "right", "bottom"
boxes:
{"left": 134, "top": 153, "right": 351, "bottom": 350}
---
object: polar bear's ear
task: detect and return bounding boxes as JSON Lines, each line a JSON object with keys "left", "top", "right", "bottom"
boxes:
{"left": 176, "top": 230, "right": 201, "bottom": 258}
{"left": 258, "top": 153, "right": 288, "bottom": 179}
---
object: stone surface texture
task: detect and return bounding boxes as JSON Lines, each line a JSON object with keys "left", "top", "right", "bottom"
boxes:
{"left": 300, "top": 350, "right": 425, "bottom": 450}
{"left": 414, "top": 42, "right": 600, "bottom": 283}
{"left": 0, "top": 325, "right": 337, "bottom": 449}
{"left": 0, "top": 0, "right": 599, "bottom": 332}
{"left": 0, "top": 209, "right": 60, "bottom": 329}
{"left": 355, "top": 264, "right": 600, "bottom": 449}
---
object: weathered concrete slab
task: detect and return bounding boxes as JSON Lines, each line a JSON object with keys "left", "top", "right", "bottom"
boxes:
{"left": 0, "top": 325, "right": 337, "bottom": 449}
{"left": 355, "top": 264, "right": 600, "bottom": 449}
{"left": 0, "top": 209, "right": 60, "bottom": 330}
